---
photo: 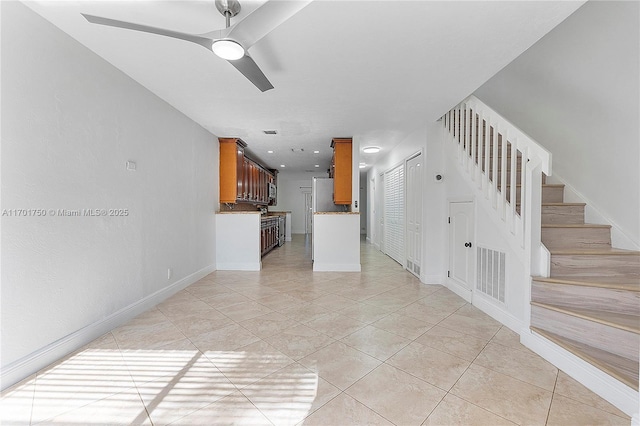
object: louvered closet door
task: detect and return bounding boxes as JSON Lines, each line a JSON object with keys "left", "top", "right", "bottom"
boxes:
{"left": 384, "top": 163, "right": 405, "bottom": 265}
{"left": 405, "top": 153, "right": 422, "bottom": 277}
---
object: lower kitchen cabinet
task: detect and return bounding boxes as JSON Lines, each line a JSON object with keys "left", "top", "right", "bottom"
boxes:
{"left": 261, "top": 216, "right": 285, "bottom": 256}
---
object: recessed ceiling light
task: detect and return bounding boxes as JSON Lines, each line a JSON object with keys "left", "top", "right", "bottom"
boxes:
{"left": 280, "top": 164, "right": 285, "bottom": 168}
{"left": 359, "top": 163, "right": 366, "bottom": 169}
{"left": 267, "top": 150, "right": 274, "bottom": 154}
{"left": 362, "top": 146, "right": 380, "bottom": 154}
{"left": 314, "top": 164, "right": 319, "bottom": 167}
{"left": 313, "top": 150, "right": 320, "bottom": 154}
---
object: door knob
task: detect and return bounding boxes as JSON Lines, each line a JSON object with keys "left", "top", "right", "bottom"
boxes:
{"left": 464, "top": 242, "right": 472, "bottom": 248}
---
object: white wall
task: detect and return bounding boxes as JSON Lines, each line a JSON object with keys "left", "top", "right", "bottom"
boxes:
{"left": 1, "top": 2, "right": 217, "bottom": 384}
{"left": 273, "top": 171, "right": 327, "bottom": 234}
{"left": 423, "top": 122, "right": 447, "bottom": 283}
{"left": 474, "top": 0, "right": 640, "bottom": 248}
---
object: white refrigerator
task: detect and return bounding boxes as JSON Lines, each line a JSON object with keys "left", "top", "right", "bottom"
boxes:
{"left": 312, "top": 177, "right": 342, "bottom": 213}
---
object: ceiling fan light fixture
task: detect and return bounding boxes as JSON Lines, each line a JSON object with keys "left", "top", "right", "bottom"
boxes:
{"left": 211, "top": 39, "right": 245, "bottom": 60}
{"left": 362, "top": 146, "right": 381, "bottom": 154}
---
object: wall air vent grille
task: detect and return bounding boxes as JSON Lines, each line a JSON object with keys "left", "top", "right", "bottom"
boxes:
{"left": 263, "top": 130, "right": 277, "bottom": 135}
{"left": 476, "top": 246, "right": 506, "bottom": 303}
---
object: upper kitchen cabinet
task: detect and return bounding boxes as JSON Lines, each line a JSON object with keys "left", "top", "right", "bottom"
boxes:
{"left": 219, "top": 138, "right": 246, "bottom": 204}
{"left": 330, "top": 138, "right": 352, "bottom": 205}
{"left": 219, "top": 138, "right": 276, "bottom": 206}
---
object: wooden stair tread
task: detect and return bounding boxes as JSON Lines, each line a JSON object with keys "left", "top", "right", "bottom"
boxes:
{"left": 516, "top": 202, "right": 586, "bottom": 207}
{"left": 531, "top": 301, "right": 640, "bottom": 333}
{"left": 533, "top": 275, "right": 640, "bottom": 292}
{"left": 531, "top": 327, "right": 638, "bottom": 390}
{"left": 542, "top": 224, "right": 610, "bottom": 229}
{"left": 550, "top": 247, "right": 640, "bottom": 255}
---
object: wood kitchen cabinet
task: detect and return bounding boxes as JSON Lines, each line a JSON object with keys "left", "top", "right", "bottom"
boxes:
{"left": 220, "top": 138, "right": 246, "bottom": 203}
{"left": 330, "top": 138, "right": 352, "bottom": 205}
{"left": 219, "top": 138, "right": 277, "bottom": 205}
{"left": 260, "top": 216, "right": 279, "bottom": 256}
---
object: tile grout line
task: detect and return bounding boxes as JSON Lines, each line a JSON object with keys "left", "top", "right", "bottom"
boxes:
{"left": 544, "top": 370, "right": 560, "bottom": 425}
{"left": 111, "top": 330, "right": 156, "bottom": 426}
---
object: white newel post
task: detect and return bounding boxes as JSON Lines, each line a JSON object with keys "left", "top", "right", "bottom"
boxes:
{"left": 522, "top": 158, "right": 543, "bottom": 330}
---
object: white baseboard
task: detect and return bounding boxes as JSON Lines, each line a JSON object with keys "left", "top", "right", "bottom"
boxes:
{"left": 472, "top": 294, "right": 524, "bottom": 334}
{"left": 0, "top": 263, "right": 216, "bottom": 391}
{"left": 421, "top": 274, "right": 444, "bottom": 285}
{"left": 445, "top": 278, "right": 472, "bottom": 302}
{"left": 216, "top": 262, "right": 261, "bottom": 271}
{"left": 313, "top": 263, "right": 361, "bottom": 272}
{"left": 285, "top": 237, "right": 292, "bottom": 242}
{"left": 521, "top": 329, "right": 639, "bottom": 417}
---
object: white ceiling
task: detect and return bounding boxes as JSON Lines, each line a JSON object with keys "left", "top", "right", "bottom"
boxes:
{"left": 25, "top": 0, "right": 584, "bottom": 173}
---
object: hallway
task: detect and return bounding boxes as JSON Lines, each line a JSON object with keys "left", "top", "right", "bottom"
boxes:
{"left": 1, "top": 237, "right": 629, "bottom": 425}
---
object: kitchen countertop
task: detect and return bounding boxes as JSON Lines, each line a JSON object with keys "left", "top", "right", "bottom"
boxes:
{"left": 216, "top": 211, "right": 260, "bottom": 214}
{"left": 314, "top": 212, "right": 359, "bottom": 215}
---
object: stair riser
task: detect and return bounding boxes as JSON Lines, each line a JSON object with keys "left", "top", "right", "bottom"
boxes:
{"left": 505, "top": 186, "right": 564, "bottom": 204}
{"left": 532, "top": 281, "right": 640, "bottom": 315}
{"left": 531, "top": 305, "right": 639, "bottom": 360}
{"left": 542, "top": 227, "right": 611, "bottom": 250}
{"left": 531, "top": 327, "right": 639, "bottom": 391}
{"left": 550, "top": 254, "right": 640, "bottom": 278}
{"left": 542, "top": 187, "right": 564, "bottom": 203}
{"left": 541, "top": 205, "right": 585, "bottom": 224}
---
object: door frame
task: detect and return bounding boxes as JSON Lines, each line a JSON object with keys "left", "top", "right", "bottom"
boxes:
{"left": 376, "top": 172, "right": 385, "bottom": 253}
{"left": 447, "top": 197, "right": 475, "bottom": 303}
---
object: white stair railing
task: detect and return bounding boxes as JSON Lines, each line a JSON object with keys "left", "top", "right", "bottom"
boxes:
{"left": 442, "top": 95, "right": 552, "bottom": 278}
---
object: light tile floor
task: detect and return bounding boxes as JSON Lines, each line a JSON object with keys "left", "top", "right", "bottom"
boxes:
{"left": 1, "top": 235, "right": 631, "bottom": 425}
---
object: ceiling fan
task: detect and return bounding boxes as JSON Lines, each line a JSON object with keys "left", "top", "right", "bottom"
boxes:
{"left": 81, "top": 0, "right": 311, "bottom": 92}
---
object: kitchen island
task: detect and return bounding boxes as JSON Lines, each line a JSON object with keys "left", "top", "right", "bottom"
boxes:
{"left": 215, "top": 211, "right": 261, "bottom": 271}
{"left": 313, "top": 212, "right": 361, "bottom": 272}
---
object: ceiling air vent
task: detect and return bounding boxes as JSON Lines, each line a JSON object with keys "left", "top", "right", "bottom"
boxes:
{"left": 263, "top": 130, "right": 278, "bottom": 135}
{"left": 291, "top": 148, "right": 304, "bottom": 153}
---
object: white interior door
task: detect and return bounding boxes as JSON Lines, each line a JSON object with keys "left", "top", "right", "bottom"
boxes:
{"left": 384, "top": 163, "right": 405, "bottom": 265}
{"left": 405, "top": 153, "right": 422, "bottom": 277}
{"left": 449, "top": 201, "right": 474, "bottom": 289}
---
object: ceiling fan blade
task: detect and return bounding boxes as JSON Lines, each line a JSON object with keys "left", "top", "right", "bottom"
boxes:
{"left": 81, "top": 14, "right": 221, "bottom": 50}
{"left": 228, "top": 54, "right": 274, "bottom": 92}
{"left": 227, "top": 0, "right": 312, "bottom": 49}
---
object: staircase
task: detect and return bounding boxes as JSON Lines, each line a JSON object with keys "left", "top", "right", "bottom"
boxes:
{"left": 530, "top": 183, "right": 640, "bottom": 390}
{"left": 442, "top": 95, "right": 640, "bottom": 400}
